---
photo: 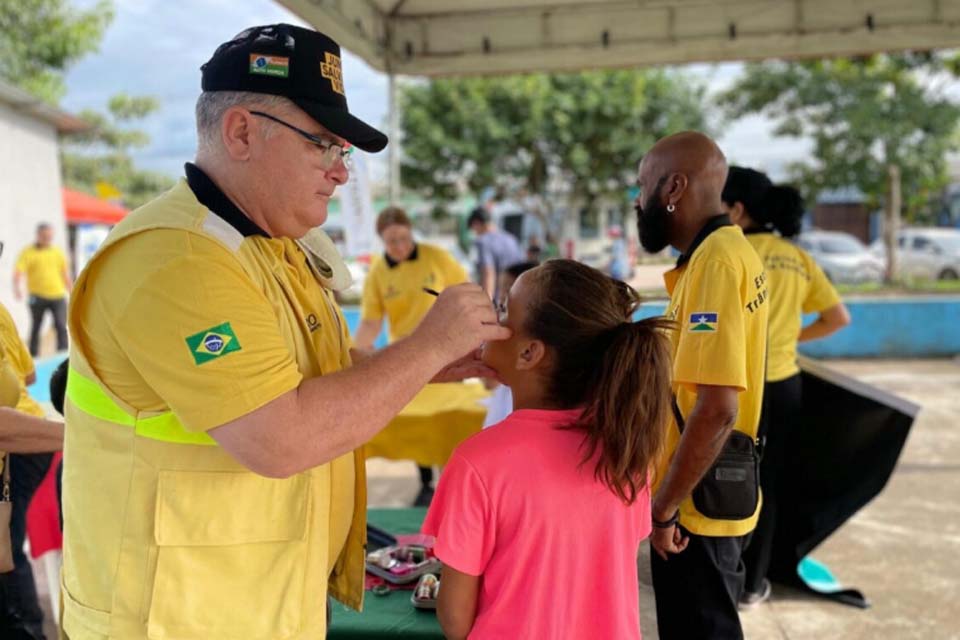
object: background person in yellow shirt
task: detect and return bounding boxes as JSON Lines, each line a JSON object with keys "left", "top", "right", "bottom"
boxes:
{"left": 14, "top": 223, "right": 72, "bottom": 355}
{"left": 722, "top": 166, "right": 850, "bottom": 608}
{"left": 636, "top": 132, "right": 769, "bottom": 639}
{"left": 355, "top": 206, "right": 469, "bottom": 505}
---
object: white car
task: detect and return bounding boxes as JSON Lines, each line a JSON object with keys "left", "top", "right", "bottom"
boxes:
{"left": 870, "top": 227, "right": 960, "bottom": 281}
{"left": 796, "top": 230, "right": 885, "bottom": 284}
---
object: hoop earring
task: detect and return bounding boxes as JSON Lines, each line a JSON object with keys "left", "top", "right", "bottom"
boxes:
{"left": 667, "top": 203, "right": 676, "bottom": 213}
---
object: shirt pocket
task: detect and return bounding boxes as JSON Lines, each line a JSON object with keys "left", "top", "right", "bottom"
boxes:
{"left": 147, "top": 470, "right": 311, "bottom": 640}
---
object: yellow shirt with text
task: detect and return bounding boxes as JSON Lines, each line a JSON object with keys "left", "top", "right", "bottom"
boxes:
{"left": 657, "top": 223, "right": 769, "bottom": 537}
{"left": 361, "top": 244, "right": 468, "bottom": 343}
{"left": 746, "top": 232, "right": 841, "bottom": 382}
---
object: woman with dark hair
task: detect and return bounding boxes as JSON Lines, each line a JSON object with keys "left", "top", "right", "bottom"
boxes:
{"left": 722, "top": 166, "right": 851, "bottom": 607}
{"left": 422, "top": 260, "right": 672, "bottom": 639}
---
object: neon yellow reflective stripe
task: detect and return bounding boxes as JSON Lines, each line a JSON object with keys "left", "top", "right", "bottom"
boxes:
{"left": 66, "top": 367, "right": 135, "bottom": 427}
{"left": 67, "top": 367, "right": 215, "bottom": 446}
{"left": 136, "top": 412, "right": 215, "bottom": 446}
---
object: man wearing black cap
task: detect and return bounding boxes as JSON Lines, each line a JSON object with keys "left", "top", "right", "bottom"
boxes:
{"left": 59, "top": 24, "right": 507, "bottom": 640}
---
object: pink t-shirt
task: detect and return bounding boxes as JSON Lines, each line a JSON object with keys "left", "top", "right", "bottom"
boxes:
{"left": 422, "top": 408, "right": 652, "bottom": 640}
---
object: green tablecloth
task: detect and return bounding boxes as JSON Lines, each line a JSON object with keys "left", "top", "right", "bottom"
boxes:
{"left": 328, "top": 508, "right": 443, "bottom": 639}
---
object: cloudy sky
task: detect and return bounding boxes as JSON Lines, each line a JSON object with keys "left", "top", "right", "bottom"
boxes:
{"left": 63, "top": 0, "right": 810, "bottom": 185}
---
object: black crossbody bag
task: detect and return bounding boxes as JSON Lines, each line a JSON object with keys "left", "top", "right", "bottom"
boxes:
{"left": 672, "top": 398, "right": 763, "bottom": 520}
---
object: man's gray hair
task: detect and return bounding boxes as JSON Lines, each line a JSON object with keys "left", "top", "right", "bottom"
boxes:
{"left": 195, "top": 91, "right": 295, "bottom": 155}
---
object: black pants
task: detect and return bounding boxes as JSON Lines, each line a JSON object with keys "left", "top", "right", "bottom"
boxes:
{"left": 651, "top": 527, "right": 749, "bottom": 640}
{"left": 0, "top": 453, "right": 53, "bottom": 639}
{"left": 742, "top": 374, "right": 803, "bottom": 594}
{"left": 418, "top": 465, "right": 433, "bottom": 488}
{"left": 28, "top": 297, "right": 67, "bottom": 356}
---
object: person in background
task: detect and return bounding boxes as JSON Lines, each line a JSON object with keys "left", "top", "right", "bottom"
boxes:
{"left": 423, "top": 260, "right": 672, "bottom": 640}
{"left": 466, "top": 207, "right": 525, "bottom": 301}
{"left": 525, "top": 237, "right": 543, "bottom": 263}
{"left": 14, "top": 224, "right": 71, "bottom": 356}
{"left": 636, "top": 132, "right": 769, "bottom": 639}
{"left": 608, "top": 224, "right": 631, "bottom": 282}
{"left": 0, "top": 289, "right": 57, "bottom": 639}
{"left": 481, "top": 261, "right": 539, "bottom": 430}
{"left": 721, "top": 166, "right": 851, "bottom": 608}
{"left": 354, "top": 206, "right": 469, "bottom": 506}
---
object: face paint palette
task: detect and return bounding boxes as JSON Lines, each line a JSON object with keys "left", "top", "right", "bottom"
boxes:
{"left": 365, "top": 544, "right": 441, "bottom": 584}
{"left": 410, "top": 573, "right": 440, "bottom": 610}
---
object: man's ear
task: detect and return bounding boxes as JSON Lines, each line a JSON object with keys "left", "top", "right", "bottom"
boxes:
{"left": 220, "top": 107, "right": 255, "bottom": 161}
{"left": 516, "top": 339, "right": 547, "bottom": 371}
{"left": 665, "top": 172, "right": 689, "bottom": 207}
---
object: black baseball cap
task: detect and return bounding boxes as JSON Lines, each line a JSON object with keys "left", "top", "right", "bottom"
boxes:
{"left": 201, "top": 23, "right": 387, "bottom": 153}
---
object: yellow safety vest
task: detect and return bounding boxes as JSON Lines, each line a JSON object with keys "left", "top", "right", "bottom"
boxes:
{"left": 60, "top": 186, "right": 367, "bottom": 640}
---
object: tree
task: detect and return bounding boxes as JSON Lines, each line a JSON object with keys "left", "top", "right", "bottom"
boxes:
{"left": 720, "top": 54, "right": 960, "bottom": 225}
{"left": 1, "top": 1, "right": 174, "bottom": 208}
{"left": 399, "top": 70, "right": 708, "bottom": 211}
{"left": 0, "top": 0, "right": 114, "bottom": 104}
{"left": 62, "top": 94, "right": 175, "bottom": 210}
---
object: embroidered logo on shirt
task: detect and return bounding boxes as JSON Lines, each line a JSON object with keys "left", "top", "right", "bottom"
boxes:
{"left": 185, "top": 322, "right": 243, "bottom": 365}
{"left": 306, "top": 313, "right": 321, "bottom": 333}
{"left": 689, "top": 312, "right": 718, "bottom": 332}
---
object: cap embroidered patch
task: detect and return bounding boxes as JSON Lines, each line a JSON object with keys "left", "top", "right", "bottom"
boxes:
{"left": 185, "top": 322, "right": 243, "bottom": 365}
{"left": 249, "top": 54, "right": 290, "bottom": 77}
{"left": 320, "top": 51, "right": 344, "bottom": 95}
{"left": 689, "top": 312, "right": 718, "bottom": 332}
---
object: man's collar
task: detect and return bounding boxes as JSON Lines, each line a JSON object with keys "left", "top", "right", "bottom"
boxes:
{"left": 385, "top": 244, "right": 418, "bottom": 268}
{"left": 675, "top": 214, "right": 732, "bottom": 268}
{"left": 185, "top": 163, "right": 270, "bottom": 238}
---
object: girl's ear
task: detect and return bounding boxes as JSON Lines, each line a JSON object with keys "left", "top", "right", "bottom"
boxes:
{"left": 516, "top": 339, "right": 547, "bottom": 371}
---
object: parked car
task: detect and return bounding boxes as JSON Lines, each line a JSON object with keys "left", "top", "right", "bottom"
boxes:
{"left": 870, "top": 227, "right": 960, "bottom": 281}
{"left": 796, "top": 230, "right": 885, "bottom": 284}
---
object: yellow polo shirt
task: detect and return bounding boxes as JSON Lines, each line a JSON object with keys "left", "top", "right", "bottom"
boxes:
{"left": 746, "top": 232, "right": 841, "bottom": 382}
{"left": 15, "top": 245, "right": 68, "bottom": 299}
{"left": 657, "top": 219, "right": 769, "bottom": 537}
{"left": 361, "top": 243, "right": 468, "bottom": 343}
{"left": 0, "top": 302, "right": 44, "bottom": 417}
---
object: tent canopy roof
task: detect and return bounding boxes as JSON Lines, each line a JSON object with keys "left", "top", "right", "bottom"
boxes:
{"left": 63, "top": 189, "right": 128, "bottom": 226}
{"left": 279, "top": 0, "right": 960, "bottom": 77}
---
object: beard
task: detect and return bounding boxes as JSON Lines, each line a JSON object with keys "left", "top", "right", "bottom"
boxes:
{"left": 636, "top": 184, "right": 672, "bottom": 253}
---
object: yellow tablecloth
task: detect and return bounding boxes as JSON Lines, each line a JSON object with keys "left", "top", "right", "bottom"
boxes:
{"left": 364, "top": 382, "right": 490, "bottom": 466}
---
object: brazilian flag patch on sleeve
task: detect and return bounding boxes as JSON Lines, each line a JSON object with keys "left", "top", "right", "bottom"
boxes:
{"left": 185, "top": 322, "right": 242, "bottom": 365}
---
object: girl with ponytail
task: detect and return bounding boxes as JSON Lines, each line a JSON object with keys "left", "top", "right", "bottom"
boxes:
{"left": 721, "top": 166, "right": 851, "bottom": 608}
{"left": 422, "top": 259, "right": 672, "bottom": 640}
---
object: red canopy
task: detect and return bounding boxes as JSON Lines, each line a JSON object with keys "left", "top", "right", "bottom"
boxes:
{"left": 62, "top": 188, "right": 128, "bottom": 225}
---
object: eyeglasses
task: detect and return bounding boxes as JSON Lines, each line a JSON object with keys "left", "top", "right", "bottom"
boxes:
{"left": 249, "top": 111, "right": 353, "bottom": 170}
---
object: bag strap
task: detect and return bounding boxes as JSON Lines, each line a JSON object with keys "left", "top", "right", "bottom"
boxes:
{"left": 671, "top": 330, "right": 770, "bottom": 442}
{"left": 1, "top": 453, "right": 10, "bottom": 502}
{"left": 671, "top": 395, "right": 686, "bottom": 434}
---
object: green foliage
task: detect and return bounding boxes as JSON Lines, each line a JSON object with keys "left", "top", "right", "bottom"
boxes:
{"left": 0, "top": 0, "right": 114, "bottom": 103}
{"left": 721, "top": 53, "right": 960, "bottom": 222}
{"left": 62, "top": 94, "right": 174, "bottom": 210}
{"left": 400, "top": 70, "right": 708, "bottom": 206}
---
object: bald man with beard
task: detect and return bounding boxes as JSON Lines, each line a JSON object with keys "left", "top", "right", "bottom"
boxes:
{"left": 635, "top": 132, "right": 770, "bottom": 639}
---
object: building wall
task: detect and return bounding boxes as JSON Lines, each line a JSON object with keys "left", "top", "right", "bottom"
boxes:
{"left": 0, "top": 102, "right": 69, "bottom": 340}
{"left": 812, "top": 202, "right": 871, "bottom": 243}
{"left": 631, "top": 299, "right": 960, "bottom": 359}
